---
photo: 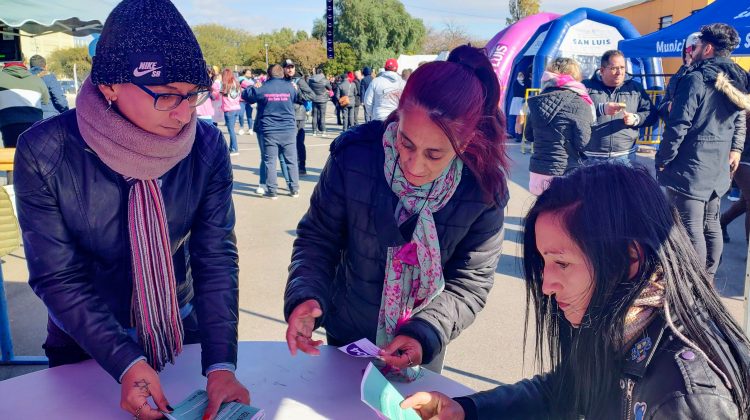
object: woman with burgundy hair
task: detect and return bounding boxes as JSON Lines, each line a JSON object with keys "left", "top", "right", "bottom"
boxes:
{"left": 284, "top": 45, "right": 509, "bottom": 381}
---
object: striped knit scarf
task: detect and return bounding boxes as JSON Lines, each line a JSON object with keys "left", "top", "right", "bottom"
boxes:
{"left": 76, "top": 77, "right": 196, "bottom": 371}
{"left": 127, "top": 178, "right": 184, "bottom": 370}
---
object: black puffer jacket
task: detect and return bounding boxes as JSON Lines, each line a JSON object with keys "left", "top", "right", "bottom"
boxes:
{"left": 289, "top": 75, "right": 314, "bottom": 121}
{"left": 360, "top": 74, "right": 373, "bottom": 103}
{"left": 455, "top": 313, "right": 743, "bottom": 419}
{"left": 656, "top": 57, "right": 750, "bottom": 200}
{"left": 525, "top": 88, "right": 593, "bottom": 176}
{"left": 584, "top": 75, "right": 657, "bottom": 157}
{"left": 658, "top": 64, "right": 692, "bottom": 120}
{"left": 284, "top": 121, "right": 508, "bottom": 363}
{"left": 307, "top": 73, "right": 332, "bottom": 104}
{"left": 15, "top": 111, "right": 239, "bottom": 381}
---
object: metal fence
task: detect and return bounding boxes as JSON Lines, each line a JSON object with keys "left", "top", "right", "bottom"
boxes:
{"left": 517, "top": 88, "right": 667, "bottom": 152}
{"left": 519, "top": 88, "right": 540, "bottom": 154}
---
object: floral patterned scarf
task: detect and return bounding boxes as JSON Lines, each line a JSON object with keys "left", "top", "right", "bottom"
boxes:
{"left": 376, "top": 122, "right": 463, "bottom": 381}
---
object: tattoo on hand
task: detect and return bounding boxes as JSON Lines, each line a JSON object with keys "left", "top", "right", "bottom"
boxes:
{"left": 133, "top": 379, "right": 150, "bottom": 395}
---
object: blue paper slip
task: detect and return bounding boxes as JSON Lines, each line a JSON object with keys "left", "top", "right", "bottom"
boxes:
{"left": 163, "top": 390, "right": 264, "bottom": 420}
{"left": 360, "top": 362, "right": 421, "bottom": 420}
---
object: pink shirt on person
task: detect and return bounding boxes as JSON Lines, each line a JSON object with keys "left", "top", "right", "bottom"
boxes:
{"left": 212, "top": 80, "right": 241, "bottom": 112}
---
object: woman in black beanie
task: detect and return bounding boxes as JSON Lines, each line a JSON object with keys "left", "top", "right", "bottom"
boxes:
{"left": 14, "top": 0, "right": 248, "bottom": 419}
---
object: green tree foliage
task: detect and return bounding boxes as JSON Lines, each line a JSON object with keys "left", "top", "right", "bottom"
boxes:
{"left": 283, "top": 39, "right": 327, "bottom": 77}
{"left": 506, "top": 0, "right": 540, "bottom": 25}
{"left": 312, "top": 18, "right": 326, "bottom": 41}
{"left": 360, "top": 47, "right": 396, "bottom": 70}
{"left": 47, "top": 46, "right": 91, "bottom": 80}
{"left": 193, "top": 24, "right": 313, "bottom": 71}
{"left": 322, "top": 43, "right": 358, "bottom": 77}
{"left": 313, "top": 0, "right": 426, "bottom": 68}
{"left": 193, "top": 24, "right": 248, "bottom": 68}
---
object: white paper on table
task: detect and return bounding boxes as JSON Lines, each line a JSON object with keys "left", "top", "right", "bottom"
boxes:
{"left": 274, "top": 398, "right": 328, "bottom": 420}
{"left": 338, "top": 338, "right": 381, "bottom": 358}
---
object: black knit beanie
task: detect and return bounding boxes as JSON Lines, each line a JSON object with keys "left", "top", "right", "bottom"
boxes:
{"left": 91, "top": 0, "right": 209, "bottom": 87}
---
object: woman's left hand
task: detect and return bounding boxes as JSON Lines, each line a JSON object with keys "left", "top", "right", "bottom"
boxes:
{"left": 203, "top": 371, "right": 250, "bottom": 420}
{"left": 379, "top": 335, "right": 423, "bottom": 369}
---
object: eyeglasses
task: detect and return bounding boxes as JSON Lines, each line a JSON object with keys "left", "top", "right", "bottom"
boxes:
{"left": 605, "top": 66, "right": 626, "bottom": 74}
{"left": 136, "top": 85, "right": 210, "bottom": 111}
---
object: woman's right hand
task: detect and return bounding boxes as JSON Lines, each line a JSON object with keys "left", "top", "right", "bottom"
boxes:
{"left": 285, "top": 299, "right": 324, "bottom": 356}
{"left": 401, "top": 391, "right": 465, "bottom": 420}
{"left": 120, "top": 360, "right": 172, "bottom": 420}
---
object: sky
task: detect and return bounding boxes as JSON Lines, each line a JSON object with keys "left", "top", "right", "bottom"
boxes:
{"left": 173, "top": 0, "right": 630, "bottom": 40}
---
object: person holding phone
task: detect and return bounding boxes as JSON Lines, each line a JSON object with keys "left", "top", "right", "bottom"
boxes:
{"left": 584, "top": 50, "right": 656, "bottom": 163}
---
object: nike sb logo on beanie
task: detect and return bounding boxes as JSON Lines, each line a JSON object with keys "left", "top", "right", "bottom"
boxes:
{"left": 129, "top": 53, "right": 166, "bottom": 85}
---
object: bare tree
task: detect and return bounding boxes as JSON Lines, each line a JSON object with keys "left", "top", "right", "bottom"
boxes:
{"left": 506, "top": 0, "right": 540, "bottom": 25}
{"left": 421, "top": 20, "right": 472, "bottom": 54}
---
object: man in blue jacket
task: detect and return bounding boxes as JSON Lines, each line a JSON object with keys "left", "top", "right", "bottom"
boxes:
{"left": 656, "top": 23, "right": 750, "bottom": 278}
{"left": 29, "top": 54, "right": 69, "bottom": 119}
{"left": 246, "top": 64, "right": 299, "bottom": 199}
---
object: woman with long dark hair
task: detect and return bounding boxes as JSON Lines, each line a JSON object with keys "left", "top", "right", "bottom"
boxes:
{"left": 403, "top": 162, "right": 750, "bottom": 418}
{"left": 213, "top": 68, "right": 241, "bottom": 155}
{"left": 283, "top": 45, "right": 509, "bottom": 381}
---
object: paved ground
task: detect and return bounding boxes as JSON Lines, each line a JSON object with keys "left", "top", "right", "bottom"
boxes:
{"left": 1, "top": 113, "right": 747, "bottom": 394}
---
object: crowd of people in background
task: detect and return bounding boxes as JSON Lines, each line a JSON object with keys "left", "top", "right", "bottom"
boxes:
{"left": 0, "top": 44, "right": 417, "bottom": 203}
{"left": 189, "top": 57, "right": 415, "bottom": 200}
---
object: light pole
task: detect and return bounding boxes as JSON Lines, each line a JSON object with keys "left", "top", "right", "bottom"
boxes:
{"left": 264, "top": 42, "right": 269, "bottom": 68}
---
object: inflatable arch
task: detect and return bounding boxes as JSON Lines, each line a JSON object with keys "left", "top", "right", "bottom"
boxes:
{"left": 484, "top": 12, "right": 560, "bottom": 107}
{"left": 487, "top": 9, "right": 664, "bottom": 119}
{"left": 530, "top": 8, "right": 663, "bottom": 91}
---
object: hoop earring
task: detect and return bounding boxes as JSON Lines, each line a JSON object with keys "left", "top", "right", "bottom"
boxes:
{"left": 106, "top": 99, "right": 112, "bottom": 111}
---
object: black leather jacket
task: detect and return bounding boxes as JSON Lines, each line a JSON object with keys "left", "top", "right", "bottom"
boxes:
{"left": 284, "top": 121, "right": 508, "bottom": 363}
{"left": 456, "top": 314, "right": 741, "bottom": 419}
{"left": 15, "top": 111, "right": 239, "bottom": 381}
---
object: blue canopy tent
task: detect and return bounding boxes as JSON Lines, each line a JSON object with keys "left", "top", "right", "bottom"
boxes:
{"left": 619, "top": 0, "right": 750, "bottom": 57}
{"left": 531, "top": 8, "right": 664, "bottom": 90}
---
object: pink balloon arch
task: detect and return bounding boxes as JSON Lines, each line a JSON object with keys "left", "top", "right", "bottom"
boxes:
{"left": 484, "top": 13, "right": 560, "bottom": 106}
